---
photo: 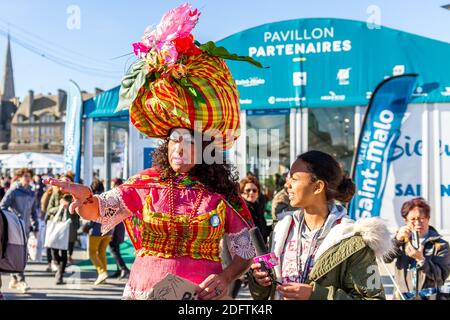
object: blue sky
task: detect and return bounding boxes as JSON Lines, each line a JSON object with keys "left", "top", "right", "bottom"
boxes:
{"left": 0, "top": 0, "right": 449, "bottom": 100}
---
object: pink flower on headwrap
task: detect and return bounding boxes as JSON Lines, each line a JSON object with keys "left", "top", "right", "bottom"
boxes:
{"left": 141, "top": 27, "right": 156, "bottom": 47}
{"left": 155, "top": 3, "right": 200, "bottom": 45}
{"left": 132, "top": 3, "right": 200, "bottom": 61}
{"left": 132, "top": 42, "right": 151, "bottom": 58}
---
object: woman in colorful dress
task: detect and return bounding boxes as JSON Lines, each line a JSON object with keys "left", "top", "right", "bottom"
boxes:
{"left": 44, "top": 3, "right": 261, "bottom": 300}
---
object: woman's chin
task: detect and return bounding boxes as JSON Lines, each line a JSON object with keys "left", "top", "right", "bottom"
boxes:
{"left": 171, "top": 165, "right": 183, "bottom": 173}
{"left": 289, "top": 199, "right": 299, "bottom": 207}
{"left": 170, "top": 164, "right": 194, "bottom": 173}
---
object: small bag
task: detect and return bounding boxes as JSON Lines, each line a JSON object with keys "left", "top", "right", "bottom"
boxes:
{"left": 27, "top": 232, "right": 38, "bottom": 261}
{"left": 44, "top": 205, "right": 71, "bottom": 250}
{"left": 0, "top": 209, "right": 28, "bottom": 273}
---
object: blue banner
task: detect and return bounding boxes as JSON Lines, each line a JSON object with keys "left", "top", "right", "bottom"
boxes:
{"left": 218, "top": 19, "right": 450, "bottom": 110}
{"left": 64, "top": 80, "right": 83, "bottom": 182}
{"left": 349, "top": 74, "right": 418, "bottom": 219}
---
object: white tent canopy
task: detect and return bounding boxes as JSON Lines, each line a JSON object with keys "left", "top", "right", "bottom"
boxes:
{"left": 0, "top": 154, "right": 12, "bottom": 162}
{"left": 0, "top": 152, "right": 64, "bottom": 174}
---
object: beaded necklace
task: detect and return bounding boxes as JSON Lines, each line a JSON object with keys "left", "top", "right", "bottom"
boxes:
{"left": 167, "top": 175, "right": 205, "bottom": 255}
{"left": 168, "top": 175, "right": 205, "bottom": 221}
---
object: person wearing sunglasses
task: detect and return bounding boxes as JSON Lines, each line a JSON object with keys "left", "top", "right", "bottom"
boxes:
{"left": 228, "top": 175, "right": 269, "bottom": 298}
{"left": 240, "top": 176, "right": 269, "bottom": 245}
{"left": 43, "top": 3, "right": 260, "bottom": 300}
{"left": 249, "top": 150, "right": 390, "bottom": 300}
{"left": 384, "top": 197, "right": 450, "bottom": 300}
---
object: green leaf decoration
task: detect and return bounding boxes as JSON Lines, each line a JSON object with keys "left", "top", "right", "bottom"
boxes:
{"left": 199, "top": 41, "right": 264, "bottom": 68}
{"left": 174, "top": 77, "right": 207, "bottom": 107}
{"left": 116, "top": 59, "right": 149, "bottom": 113}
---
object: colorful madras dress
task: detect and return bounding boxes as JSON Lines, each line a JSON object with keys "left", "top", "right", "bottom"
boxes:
{"left": 94, "top": 168, "right": 256, "bottom": 300}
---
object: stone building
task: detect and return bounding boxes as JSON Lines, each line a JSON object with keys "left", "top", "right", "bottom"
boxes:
{"left": 8, "top": 89, "right": 95, "bottom": 153}
{"left": 0, "top": 35, "right": 17, "bottom": 150}
{"left": 0, "top": 35, "right": 98, "bottom": 153}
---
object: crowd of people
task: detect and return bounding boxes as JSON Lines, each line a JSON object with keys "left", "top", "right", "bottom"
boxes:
{"left": 1, "top": 160, "right": 449, "bottom": 300}
{"left": 1, "top": 3, "right": 450, "bottom": 302}
{"left": 0, "top": 169, "right": 131, "bottom": 298}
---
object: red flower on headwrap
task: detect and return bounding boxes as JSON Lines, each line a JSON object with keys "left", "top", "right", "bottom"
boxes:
{"left": 173, "top": 34, "right": 202, "bottom": 56}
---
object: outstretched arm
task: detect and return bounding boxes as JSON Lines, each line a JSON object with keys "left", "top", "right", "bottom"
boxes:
{"left": 43, "top": 178, "right": 100, "bottom": 221}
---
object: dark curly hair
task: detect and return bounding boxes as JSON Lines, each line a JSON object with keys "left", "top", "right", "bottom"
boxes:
{"left": 152, "top": 138, "right": 240, "bottom": 204}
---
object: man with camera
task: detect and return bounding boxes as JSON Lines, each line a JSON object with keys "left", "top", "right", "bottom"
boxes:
{"left": 384, "top": 197, "right": 450, "bottom": 300}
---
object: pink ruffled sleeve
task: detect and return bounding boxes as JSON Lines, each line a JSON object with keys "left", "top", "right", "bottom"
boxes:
{"left": 224, "top": 203, "right": 256, "bottom": 261}
{"left": 94, "top": 185, "right": 143, "bottom": 235}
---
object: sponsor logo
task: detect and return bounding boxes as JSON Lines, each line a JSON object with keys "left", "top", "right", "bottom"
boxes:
{"left": 337, "top": 68, "right": 351, "bottom": 85}
{"left": 268, "top": 96, "right": 276, "bottom": 105}
{"left": 354, "top": 110, "right": 395, "bottom": 219}
{"left": 235, "top": 77, "right": 266, "bottom": 87}
{"left": 441, "top": 87, "right": 450, "bottom": 97}
{"left": 412, "top": 86, "right": 428, "bottom": 97}
{"left": 320, "top": 91, "right": 345, "bottom": 101}
{"left": 293, "top": 72, "right": 307, "bottom": 86}
{"left": 268, "top": 96, "right": 306, "bottom": 105}
{"left": 393, "top": 65, "right": 405, "bottom": 76}
{"left": 240, "top": 99, "right": 253, "bottom": 105}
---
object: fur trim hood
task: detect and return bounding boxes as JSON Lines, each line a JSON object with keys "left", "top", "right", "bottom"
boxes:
{"left": 315, "top": 216, "right": 393, "bottom": 260}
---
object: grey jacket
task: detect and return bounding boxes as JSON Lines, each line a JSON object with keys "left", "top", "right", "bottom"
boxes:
{"left": 384, "top": 226, "right": 450, "bottom": 299}
{"left": 0, "top": 182, "right": 39, "bottom": 233}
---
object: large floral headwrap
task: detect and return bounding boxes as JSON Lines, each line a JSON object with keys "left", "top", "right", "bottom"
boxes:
{"left": 117, "top": 3, "right": 261, "bottom": 150}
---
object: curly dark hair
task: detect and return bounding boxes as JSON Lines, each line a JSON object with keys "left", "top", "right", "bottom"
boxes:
{"left": 152, "top": 138, "right": 240, "bottom": 204}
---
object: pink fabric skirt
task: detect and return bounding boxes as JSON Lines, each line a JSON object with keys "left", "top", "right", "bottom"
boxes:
{"left": 123, "top": 255, "right": 223, "bottom": 299}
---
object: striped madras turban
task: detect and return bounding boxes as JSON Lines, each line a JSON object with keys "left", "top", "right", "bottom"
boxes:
{"left": 129, "top": 53, "right": 241, "bottom": 150}
{"left": 116, "top": 3, "right": 261, "bottom": 150}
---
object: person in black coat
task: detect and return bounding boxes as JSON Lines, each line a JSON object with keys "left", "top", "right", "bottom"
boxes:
{"left": 229, "top": 175, "right": 269, "bottom": 299}
{"left": 239, "top": 176, "right": 269, "bottom": 243}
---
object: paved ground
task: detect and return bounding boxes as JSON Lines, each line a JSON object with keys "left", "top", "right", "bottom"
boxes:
{"left": 0, "top": 248, "right": 253, "bottom": 300}
{"left": 1, "top": 234, "right": 398, "bottom": 300}
{"left": 1, "top": 250, "right": 126, "bottom": 300}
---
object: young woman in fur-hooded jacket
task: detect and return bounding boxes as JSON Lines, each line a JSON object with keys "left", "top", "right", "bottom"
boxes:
{"left": 249, "top": 150, "right": 392, "bottom": 300}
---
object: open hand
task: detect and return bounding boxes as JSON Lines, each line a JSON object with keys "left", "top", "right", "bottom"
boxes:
{"left": 43, "top": 178, "right": 92, "bottom": 215}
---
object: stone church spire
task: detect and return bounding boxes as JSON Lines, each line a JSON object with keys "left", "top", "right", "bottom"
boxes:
{"left": 2, "top": 34, "right": 15, "bottom": 101}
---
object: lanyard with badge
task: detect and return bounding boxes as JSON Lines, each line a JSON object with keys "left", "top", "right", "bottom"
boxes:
{"left": 288, "top": 216, "right": 324, "bottom": 284}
